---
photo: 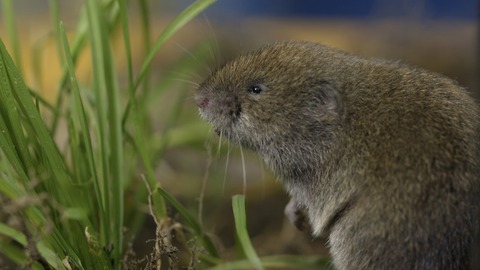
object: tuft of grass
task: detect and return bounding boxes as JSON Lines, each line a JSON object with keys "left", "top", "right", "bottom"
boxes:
{"left": 0, "top": 0, "right": 217, "bottom": 269}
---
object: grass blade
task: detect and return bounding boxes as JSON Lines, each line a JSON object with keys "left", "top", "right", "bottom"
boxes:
{"left": 0, "top": 222, "right": 27, "bottom": 246}
{"left": 0, "top": 38, "right": 73, "bottom": 203}
{"left": 48, "top": 0, "right": 65, "bottom": 67}
{"left": 0, "top": 111, "right": 29, "bottom": 182}
{"left": 0, "top": 43, "right": 33, "bottom": 177}
{"left": 59, "top": 20, "right": 109, "bottom": 245}
{"left": 36, "top": 241, "right": 65, "bottom": 269}
{"left": 117, "top": 0, "right": 166, "bottom": 217}
{"left": 85, "top": 0, "right": 124, "bottom": 265}
{"left": 232, "top": 195, "right": 264, "bottom": 270}
{"left": 0, "top": 243, "right": 43, "bottom": 269}
{"left": 1, "top": 0, "right": 22, "bottom": 73}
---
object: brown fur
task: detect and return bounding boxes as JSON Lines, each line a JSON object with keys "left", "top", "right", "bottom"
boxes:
{"left": 195, "top": 41, "right": 480, "bottom": 269}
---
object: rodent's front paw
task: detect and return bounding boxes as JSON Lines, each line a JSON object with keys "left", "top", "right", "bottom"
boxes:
{"left": 285, "top": 200, "right": 309, "bottom": 232}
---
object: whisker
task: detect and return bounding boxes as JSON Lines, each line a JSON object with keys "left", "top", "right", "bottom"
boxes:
{"left": 216, "top": 130, "right": 223, "bottom": 156}
{"left": 169, "top": 77, "right": 200, "bottom": 88}
{"left": 238, "top": 137, "right": 247, "bottom": 195}
{"left": 202, "top": 15, "right": 221, "bottom": 70}
{"left": 198, "top": 135, "right": 213, "bottom": 228}
{"left": 174, "top": 42, "right": 212, "bottom": 74}
{"left": 169, "top": 69, "right": 204, "bottom": 82}
{"left": 255, "top": 156, "right": 265, "bottom": 197}
{"left": 222, "top": 132, "right": 231, "bottom": 197}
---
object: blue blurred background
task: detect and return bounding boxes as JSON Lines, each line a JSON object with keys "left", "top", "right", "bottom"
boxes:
{"left": 11, "top": 0, "right": 478, "bottom": 20}
{"left": 179, "top": 0, "right": 477, "bottom": 21}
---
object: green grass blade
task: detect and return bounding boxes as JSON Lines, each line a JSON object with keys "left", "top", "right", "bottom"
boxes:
{"left": 0, "top": 222, "right": 27, "bottom": 246}
{"left": 117, "top": 0, "right": 134, "bottom": 87}
{"left": 48, "top": 0, "right": 65, "bottom": 67}
{"left": 0, "top": 111, "right": 29, "bottom": 182}
{"left": 28, "top": 88, "right": 58, "bottom": 114}
{"left": 117, "top": 0, "right": 167, "bottom": 219}
{"left": 36, "top": 241, "right": 65, "bottom": 269}
{"left": 50, "top": 5, "right": 89, "bottom": 135}
{"left": 85, "top": 0, "right": 124, "bottom": 265}
{"left": 156, "top": 187, "right": 197, "bottom": 227}
{"left": 0, "top": 170, "right": 26, "bottom": 199}
{"left": 0, "top": 38, "right": 74, "bottom": 201}
{"left": 138, "top": 0, "right": 152, "bottom": 97}
{"left": 50, "top": 1, "right": 120, "bottom": 136}
{"left": 0, "top": 243, "right": 43, "bottom": 269}
{"left": 85, "top": 0, "right": 113, "bottom": 249}
{"left": 232, "top": 195, "right": 264, "bottom": 270}
{"left": 1, "top": 0, "right": 22, "bottom": 73}
{"left": 0, "top": 44, "right": 33, "bottom": 175}
{"left": 116, "top": 0, "right": 153, "bottom": 187}
{"left": 59, "top": 21, "right": 108, "bottom": 241}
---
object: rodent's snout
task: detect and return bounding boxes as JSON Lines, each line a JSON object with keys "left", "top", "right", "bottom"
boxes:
{"left": 195, "top": 94, "right": 209, "bottom": 109}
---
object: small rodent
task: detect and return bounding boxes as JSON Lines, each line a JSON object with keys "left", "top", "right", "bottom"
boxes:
{"left": 195, "top": 41, "right": 480, "bottom": 269}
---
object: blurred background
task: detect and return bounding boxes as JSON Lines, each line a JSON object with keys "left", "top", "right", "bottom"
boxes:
{"left": 0, "top": 0, "right": 477, "bottom": 264}
{"left": 3, "top": 0, "right": 478, "bottom": 96}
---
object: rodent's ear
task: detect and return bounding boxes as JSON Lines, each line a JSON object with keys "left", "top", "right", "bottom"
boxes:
{"left": 313, "top": 80, "right": 344, "bottom": 122}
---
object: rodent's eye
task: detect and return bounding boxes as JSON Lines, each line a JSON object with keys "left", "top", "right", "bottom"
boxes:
{"left": 248, "top": 84, "right": 263, "bottom": 94}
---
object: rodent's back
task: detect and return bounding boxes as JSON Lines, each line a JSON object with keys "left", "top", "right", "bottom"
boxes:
{"left": 339, "top": 56, "right": 479, "bottom": 190}
{"left": 329, "top": 56, "right": 480, "bottom": 269}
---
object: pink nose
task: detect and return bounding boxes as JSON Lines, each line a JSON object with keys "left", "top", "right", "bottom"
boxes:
{"left": 196, "top": 96, "right": 209, "bottom": 108}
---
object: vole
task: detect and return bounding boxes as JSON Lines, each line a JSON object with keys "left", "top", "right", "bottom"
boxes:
{"left": 195, "top": 41, "right": 480, "bottom": 269}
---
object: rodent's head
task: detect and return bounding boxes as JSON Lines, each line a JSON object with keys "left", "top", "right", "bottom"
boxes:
{"left": 195, "top": 41, "right": 344, "bottom": 153}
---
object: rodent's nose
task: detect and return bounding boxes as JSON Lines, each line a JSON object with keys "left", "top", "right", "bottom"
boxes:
{"left": 195, "top": 95, "right": 210, "bottom": 109}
